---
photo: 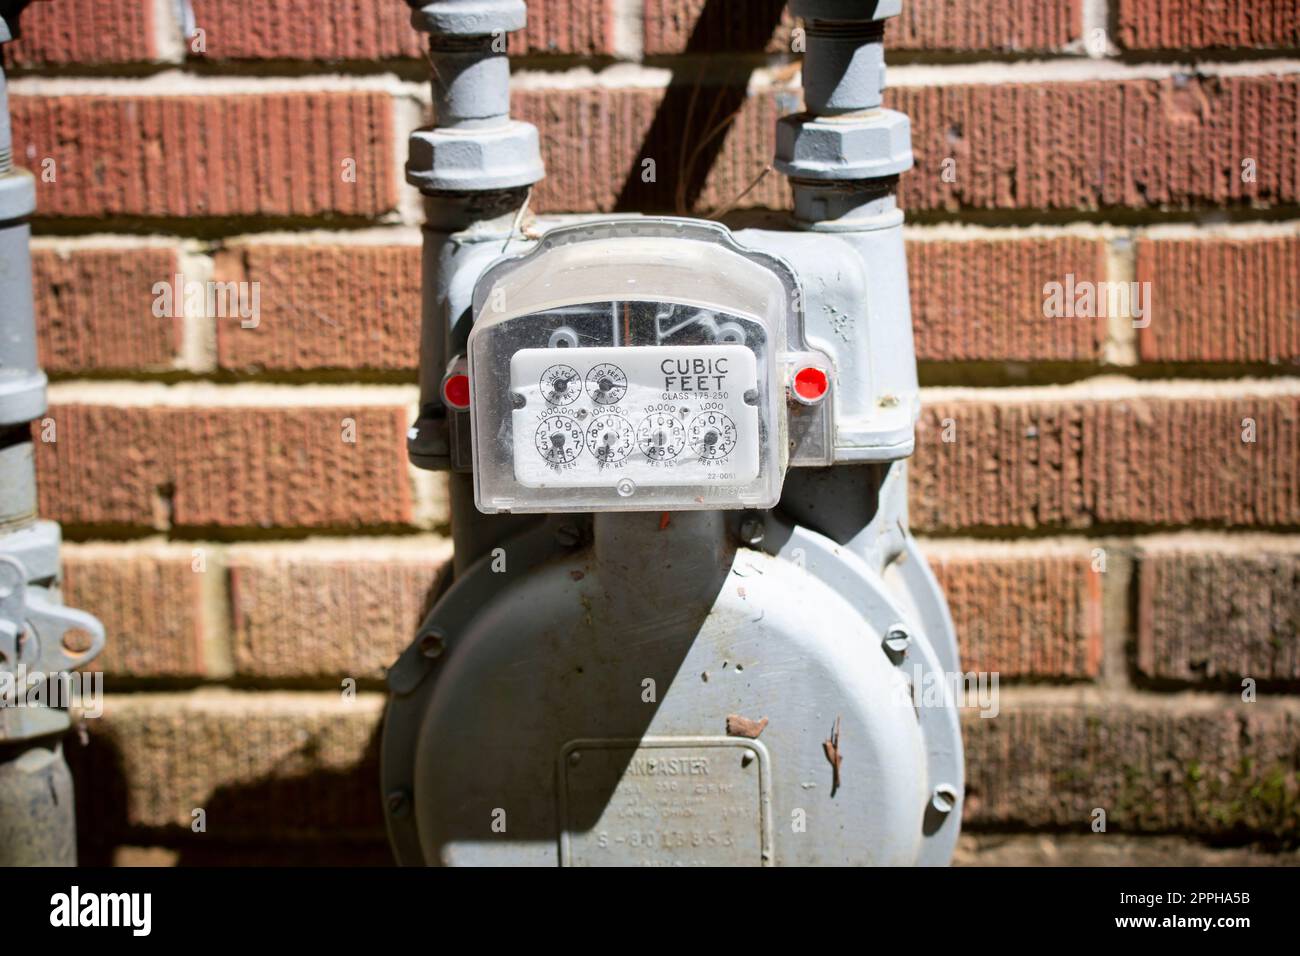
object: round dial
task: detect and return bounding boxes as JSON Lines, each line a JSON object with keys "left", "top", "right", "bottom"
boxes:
{"left": 585, "top": 363, "right": 628, "bottom": 405}
{"left": 636, "top": 413, "right": 686, "bottom": 462}
{"left": 534, "top": 414, "right": 584, "bottom": 465}
{"left": 688, "top": 411, "right": 738, "bottom": 460}
{"left": 539, "top": 364, "right": 581, "bottom": 406}
{"left": 586, "top": 413, "right": 635, "bottom": 465}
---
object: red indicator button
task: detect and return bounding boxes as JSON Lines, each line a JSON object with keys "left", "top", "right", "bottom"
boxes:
{"left": 442, "top": 373, "right": 471, "bottom": 411}
{"left": 792, "top": 366, "right": 830, "bottom": 404}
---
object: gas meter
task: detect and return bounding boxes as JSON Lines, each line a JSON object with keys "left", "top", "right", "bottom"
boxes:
{"left": 383, "top": 0, "right": 963, "bottom": 867}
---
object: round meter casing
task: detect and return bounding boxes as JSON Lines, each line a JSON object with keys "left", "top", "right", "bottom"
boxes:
{"left": 382, "top": 509, "right": 964, "bottom": 866}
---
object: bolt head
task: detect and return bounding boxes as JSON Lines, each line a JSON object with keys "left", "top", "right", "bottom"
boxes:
{"left": 61, "top": 627, "right": 94, "bottom": 656}
{"left": 418, "top": 631, "right": 446, "bottom": 659}
{"left": 882, "top": 624, "right": 911, "bottom": 657}
{"left": 738, "top": 516, "right": 765, "bottom": 547}
{"left": 931, "top": 784, "right": 960, "bottom": 815}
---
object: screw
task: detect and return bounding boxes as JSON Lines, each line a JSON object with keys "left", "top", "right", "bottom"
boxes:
{"left": 615, "top": 478, "right": 635, "bottom": 498}
{"left": 386, "top": 789, "right": 410, "bottom": 817}
{"left": 931, "top": 784, "right": 960, "bottom": 815}
{"left": 418, "top": 630, "right": 446, "bottom": 659}
{"left": 738, "top": 514, "right": 765, "bottom": 547}
{"left": 883, "top": 623, "right": 910, "bottom": 659}
{"left": 555, "top": 523, "right": 581, "bottom": 547}
{"left": 61, "top": 628, "right": 94, "bottom": 655}
{"left": 569, "top": 750, "right": 581, "bottom": 765}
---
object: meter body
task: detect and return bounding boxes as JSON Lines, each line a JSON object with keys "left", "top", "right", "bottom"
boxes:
{"left": 385, "top": 0, "right": 961, "bottom": 869}
{"left": 383, "top": 214, "right": 964, "bottom": 867}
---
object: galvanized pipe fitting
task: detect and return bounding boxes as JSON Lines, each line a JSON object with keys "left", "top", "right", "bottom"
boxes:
{"left": 801, "top": 19, "right": 886, "bottom": 114}
{"left": 779, "top": 1, "right": 912, "bottom": 224}
{"left": 405, "top": 0, "right": 544, "bottom": 194}
{"left": 429, "top": 34, "right": 511, "bottom": 128}
{"left": 788, "top": 175, "right": 899, "bottom": 227}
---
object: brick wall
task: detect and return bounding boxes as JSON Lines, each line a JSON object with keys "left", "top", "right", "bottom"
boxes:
{"left": 9, "top": 0, "right": 1297, "bottom": 866}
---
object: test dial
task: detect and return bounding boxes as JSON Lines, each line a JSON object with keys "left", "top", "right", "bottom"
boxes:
{"left": 539, "top": 364, "right": 581, "bottom": 406}
{"left": 585, "top": 363, "right": 627, "bottom": 405}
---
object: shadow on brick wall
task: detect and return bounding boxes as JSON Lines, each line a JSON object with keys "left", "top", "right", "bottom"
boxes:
{"left": 616, "top": 0, "right": 786, "bottom": 214}
{"left": 70, "top": 720, "right": 393, "bottom": 866}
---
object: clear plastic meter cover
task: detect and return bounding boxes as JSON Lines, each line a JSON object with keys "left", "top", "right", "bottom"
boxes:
{"left": 468, "top": 219, "right": 798, "bottom": 514}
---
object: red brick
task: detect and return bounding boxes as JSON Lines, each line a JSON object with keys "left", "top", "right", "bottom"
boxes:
{"left": 518, "top": 76, "right": 1300, "bottom": 214}
{"left": 1136, "top": 235, "right": 1300, "bottom": 364}
{"left": 963, "top": 705, "right": 1300, "bottom": 837}
{"left": 895, "top": 75, "right": 1300, "bottom": 213}
{"left": 514, "top": 0, "right": 615, "bottom": 56}
{"left": 70, "top": 692, "right": 385, "bottom": 840}
{"left": 929, "top": 550, "right": 1102, "bottom": 679}
{"left": 515, "top": 86, "right": 790, "bottom": 215}
{"left": 220, "top": 238, "right": 1112, "bottom": 370}
{"left": 643, "top": 0, "right": 1080, "bottom": 54}
{"left": 891, "top": 0, "right": 1080, "bottom": 52}
{"left": 215, "top": 244, "right": 421, "bottom": 372}
{"left": 34, "top": 246, "right": 182, "bottom": 374}
{"left": 1117, "top": 0, "right": 1300, "bottom": 50}
{"left": 36, "top": 402, "right": 413, "bottom": 530}
{"left": 2, "top": 0, "right": 155, "bottom": 68}
{"left": 160, "top": 235, "right": 1121, "bottom": 372}
{"left": 1137, "top": 544, "right": 1300, "bottom": 685}
{"left": 187, "top": 0, "right": 614, "bottom": 60}
{"left": 11, "top": 93, "right": 396, "bottom": 220}
{"left": 63, "top": 547, "right": 207, "bottom": 678}
{"left": 217, "top": 236, "right": 1113, "bottom": 370}
{"left": 908, "top": 237, "right": 1108, "bottom": 362}
{"left": 643, "top": 0, "right": 793, "bottom": 54}
{"left": 912, "top": 393, "right": 1300, "bottom": 532}
{"left": 228, "top": 545, "right": 448, "bottom": 679}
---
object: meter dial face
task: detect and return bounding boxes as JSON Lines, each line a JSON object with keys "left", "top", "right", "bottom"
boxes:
{"left": 535, "top": 414, "right": 584, "bottom": 465}
{"left": 688, "top": 411, "right": 738, "bottom": 460}
{"left": 585, "top": 363, "right": 628, "bottom": 405}
{"left": 636, "top": 413, "right": 686, "bottom": 462}
{"left": 585, "top": 413, "right": 635, "bottom": 465}
{"left": 539, "top": 364, "right": 581, "bottom": 406}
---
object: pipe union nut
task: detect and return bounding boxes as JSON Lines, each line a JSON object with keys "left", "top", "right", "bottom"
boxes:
{"left": 407, "top": 121, "right": 545, "bottom": 192}
{"left": 408, "top": 0, "right": 527, "bottom": 36}
{"left": 774, "top": 110, "right": 913, "bottom": 181}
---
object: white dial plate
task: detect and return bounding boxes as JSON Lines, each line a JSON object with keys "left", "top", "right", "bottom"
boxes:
{"left": 510, "top": 345, "right": 761, "bottom": 489}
